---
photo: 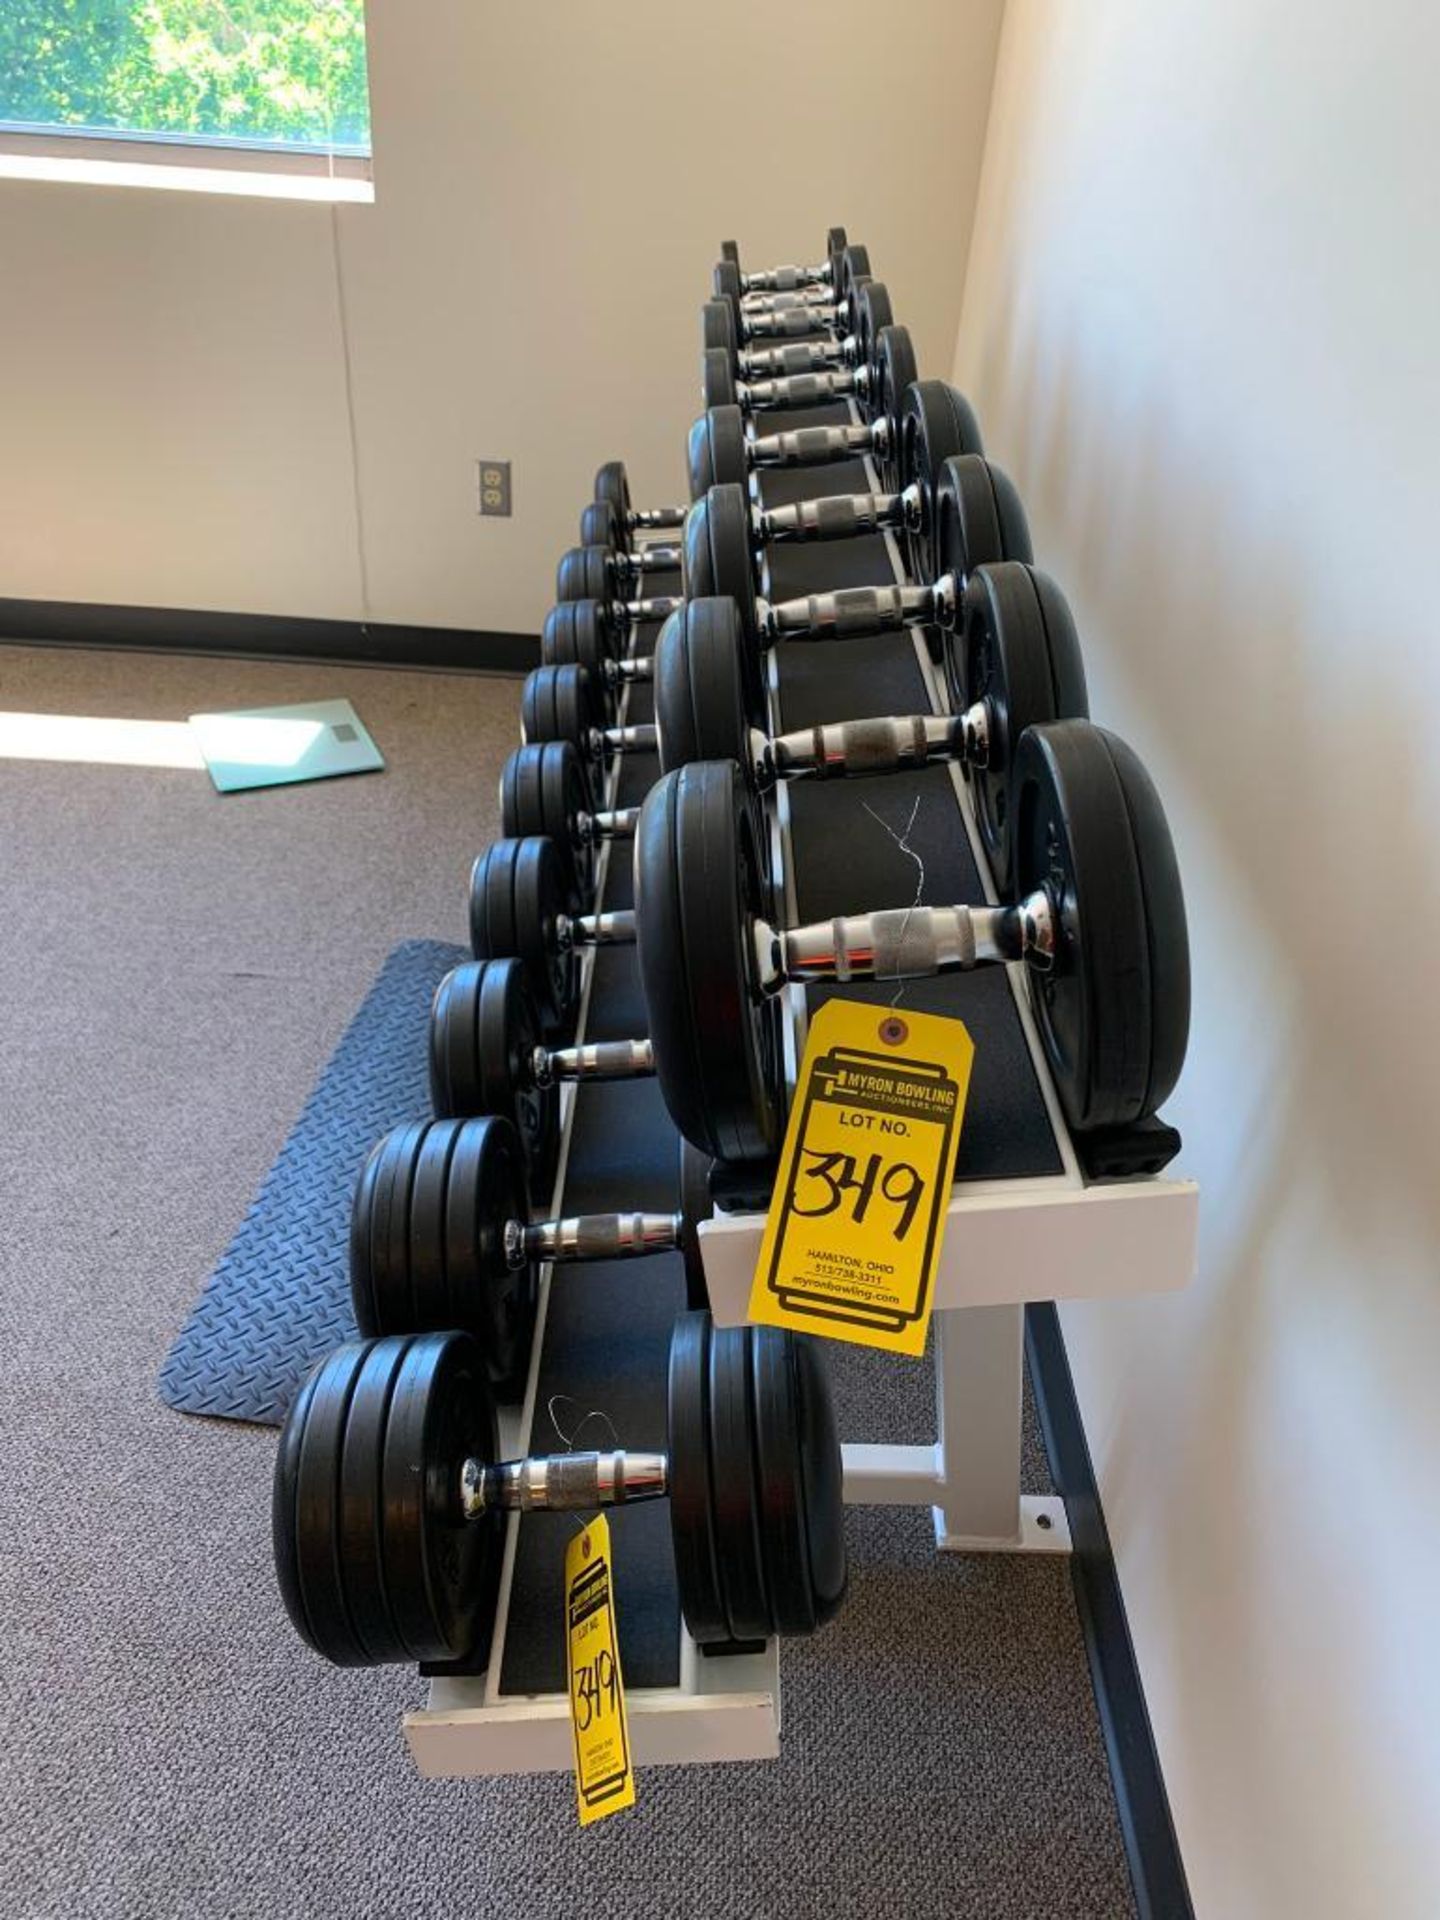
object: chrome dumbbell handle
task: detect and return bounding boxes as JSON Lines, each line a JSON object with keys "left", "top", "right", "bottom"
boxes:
{"left": 506, "top": 1208, "right": 682, "bottom": 1269}
{"left": 758, "top": 711, "right": 980, "bottom": 787}
{"left": 739, "top": 297, "right": 852, "bottom": 342}
{"left": 599, "top": 656, "right": 655, "bottom": 691}
{"left": 617, "top": 594, "right": 684, "bottom": 628}
{"left": 752, "top": 892, "right": 1056, "bottom": 994}
{"left": 754, "top": 482, "right": 922, "bottom": 547}
{"left": 616, "top": 544, "right": 683, "bottom": 580}
{"left": 576, "top": 806, "right": 642, "bottom": 845}
{"left": 739, "top": 258, "right": 834, "bottom": 296}
{"left": 736, "top": 336, "right": 858, "bottom": 379}
{"left": 556, "top": 907, "right": 637, "bottom": 950}
{"left": 760, "top": 574, "right": 958, "bottom": 645}
{"left": 531, "top": 1037, "right": 655, "bottom": 1088}
{"left": 629, "top": 504, "right": 687, "bottom": 532}
{"left": 588, "top": 721, "right": 657, "bottom": 760}
{"left": 745, "top": 416, "right": 890, "bottom": 474}
{"left": 734, "top": 365, "right": 872, "bottom": 414}
{"left": 462, "top": 1448, "right": 669, "bottom": 1517}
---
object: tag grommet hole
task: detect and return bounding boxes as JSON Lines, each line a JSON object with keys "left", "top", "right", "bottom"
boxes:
{"left": 878, "top": 1017, "right": 908, "bottom": 1047}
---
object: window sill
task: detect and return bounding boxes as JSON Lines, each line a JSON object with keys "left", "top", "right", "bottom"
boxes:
{"left": 0, "top": 128, "right": 372, "bottom": 203}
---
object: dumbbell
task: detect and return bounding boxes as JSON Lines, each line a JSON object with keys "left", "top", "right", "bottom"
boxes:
{"left": 701, "top": 315, "right": 914, "bottom": 423}
{"left": 686, "top": 356, "right": 965, "bottom": 506}
{"left": 498, "top": 739, "right": 637, "bottom": 906}
{"left": 539, "top": 602, "right": 658, "bottom": 729}
{"left": 633, "top": 739, "right": 1190, "bottom": 1163}
{"left": 573, "top": 384, "right": 977, "bottom": 650}
{"left": 521, "top": 663, "right": 655, "bottom": 789}
{"left": 555, "top": 538, "right": 683, "bottom": 605}
{"left": 700, "top": 280, "right": 892, "bottom": 394}
{"left": 469, "top": 834, "right": 632, "bottom": 1041}
{"left": 589, "top": 461, "right": 688, "bottom": 552}
{"left": 273, "top": 1309, "right": 846, "bottom": 1664}
{"left": 429, "top": 959, "right": 657, "bottom": 1194}
{"left": 683, "top": 454, "right": 1032, "bottom": 666}
{"left": 351, "top": 1114, "right": 713, "bottom": 1373}
{"left": 651, "top": 570, "right": 1088, "bottom": 898}
{"left": 717, "top": 226, "right": 859, "bottom": 298}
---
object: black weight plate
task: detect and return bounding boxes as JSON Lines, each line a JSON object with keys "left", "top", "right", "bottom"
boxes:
{"left": 1014, "top": 720, "right": 1188, "bottom": 1131}
{"left": 707, "top": 1322, "right": 771, "bottom": 1642}
{"left": 900, "top": 380, "right": 985, "bottom": 583}
{"left": 353, "top": 1120, "right": 422, "bottom": 1341}
{"left": 500, "top": 741, "right": 595, "bottom": 903}
{"left": 687, "top": 405, "right": 748, "bottom": 499}
{"left": 579, "top": 499, "right": 622, "bottom": 552}
{"left": 854, "top": 281, "right": 894, "bottom": 372}
{"left": 677, "top": 1138, "right": 712, "bottom": 1313}
{"left": 541, "top": 602, "right": 613, "bottom": 684}
{"left": 407, "top": 1111, "right": 462, "bottom": 1336}
{"left": 475, "top": 955, "right": 558, "bottom": 1195}
{"left": 593, "top": 460, "right": 631, "bottom": 523}
{"left": 273, "top": 1356, "right": 327, "bottom": 1653}
{"left": 746, "top": 1328, "right": 814, "bottom": 1636}
{"left": 702, "top": 297, "right": 738, "bottom": 363}
{"left": 837, "top": 243, "right": 870, "bottom": 300}
{"left": 654, "top": 598, "right": 751, "bottom": 774}
{"left": 540, "top": 738, "right": 597, "bottom": 903}
{"left": 380, "top": 1330, "right": 502, "bottom": 1665}
{"left": 666, "top": 1312, "right": 728, "bottom": 1645}
{"left": 790, "top": 1332, "right": 846, "bottom": 1627}
{"left": 934, "top": 454, "right": 1033, "bottom": 591}
{"left": 720, "top": 239, "right": 741, "bottom": 266}
{"left": 513, "top": 833, "right": 582, "bottom": 1038}
{"left": 713, "top": 259, "right": 743, "bottom": 312}
{"left": 292, "top": 1336, "right": 368, "bottom": 1665}
{"left": 684, "top": 485, "right": 759, "bottom": 650}
{"left": 702, "top": 347, "right": 738, "bottom": 412}
{"left": 826, "top": 226, "right": 848, "bottom": 266}
{"left": 336, "top": 1335, "right": 413, "bottom": 1663}
{"left": 471, "top": 837, "right": 576, "bottom": 1040}
{"left": 873, "top": 326, "right": 920, "bottom": 464}
{"left": 429, "top": 961, "right": 475, "bottom": 1116}
{"left": 349, "top": 1132, "right": 386, "bottom": 1337}
{"left": 950, "top": 563, "right": 1089, "bottom": 897}
{"left": 440, "top": 1115, "right": 534, "bottom": 1395}
{"left": 634, "top": 762, "right": 780, "bottom": 1161}
{"left": 556, "top": 546, "right": 612, "bottom": 604}
{"left": 520, "top": 663, "right": 601, "bottom": 761}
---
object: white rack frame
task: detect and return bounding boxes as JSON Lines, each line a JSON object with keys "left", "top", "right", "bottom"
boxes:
{"left": 403, "top": 425, "right": 1198, "bottom": 1779}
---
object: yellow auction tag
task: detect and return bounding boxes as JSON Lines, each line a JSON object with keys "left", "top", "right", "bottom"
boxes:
{"left": 564, "top": 1515, "right": 635, "bottom": 1825}
{"left": 748, "top": 999, "right": 973, "bottom": 1355}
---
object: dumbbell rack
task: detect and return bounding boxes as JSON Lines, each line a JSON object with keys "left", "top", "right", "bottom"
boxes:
{"left": 403, "top": 403, "right": 1198, "bottom": 1779}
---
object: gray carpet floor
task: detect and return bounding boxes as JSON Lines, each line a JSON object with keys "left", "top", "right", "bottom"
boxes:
{"left": 0, "top": 645, "right": 1134, "bottom": 1919}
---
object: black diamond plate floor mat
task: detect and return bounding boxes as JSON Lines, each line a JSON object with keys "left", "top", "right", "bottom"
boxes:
{"left": 157, "top": 938, "right": 465, "bottom": 1426}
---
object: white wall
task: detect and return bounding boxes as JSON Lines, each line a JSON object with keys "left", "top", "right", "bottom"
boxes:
{"left": 0, "top": 0, "right": 1004, "bottom": 633}
{"left": 954, "top": 4, "right": 1440, "bottom": 1914}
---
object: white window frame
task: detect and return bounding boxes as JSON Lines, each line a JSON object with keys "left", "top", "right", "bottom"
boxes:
{"left": 0, "top": 122, "right": 373, "bottom": 203}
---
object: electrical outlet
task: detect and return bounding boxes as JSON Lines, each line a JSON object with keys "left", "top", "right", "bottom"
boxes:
{"left": 476, "top": 459, "right": 512, "bottom": 517}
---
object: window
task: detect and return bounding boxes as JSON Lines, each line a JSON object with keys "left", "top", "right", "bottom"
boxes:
{"left": 0, "top": 1, "right": 371, "bottom": 199}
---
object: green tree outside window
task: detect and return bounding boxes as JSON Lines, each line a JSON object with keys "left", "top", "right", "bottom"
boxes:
{"left": 0, "top": 1, "right": 370, "bottom": 149}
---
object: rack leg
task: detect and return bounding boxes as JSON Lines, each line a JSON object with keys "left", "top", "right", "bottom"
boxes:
{"left": 932, "top": 1304, "right": 1070, "bottom": 1554}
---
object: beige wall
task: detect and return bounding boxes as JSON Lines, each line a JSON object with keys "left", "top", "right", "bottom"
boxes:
{"left": 954, "top": 3, "right": 1440, "bottom": 1914}
{"left": 0, "top": 0, "right": 1005, "bottom": 633}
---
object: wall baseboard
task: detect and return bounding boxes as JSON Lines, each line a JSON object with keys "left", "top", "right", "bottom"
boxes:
{"left": 0, "top": 597, "right": 538, "bottom": 674}
{"left": 1025, "top": 1303, "right": 1194, "bottom": 1920}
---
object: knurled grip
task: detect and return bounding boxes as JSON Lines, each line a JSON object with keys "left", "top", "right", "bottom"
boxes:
{"left": 755, "top": 424, "right": 870, "bottom": 468}
{"left": 869, "top": 907, "right": 971, "bottom": 980}
{"left": 770, "top": 586, "right": 908, "bottom": 638}
{"left": 831, "top": 715, "right": 932, "bottom": 776}
{"left": 544, "top": 1453, "right": 606, "bottom": 1508}
{"left": 748, "top": 306, "right": 834, "bottom": 341}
